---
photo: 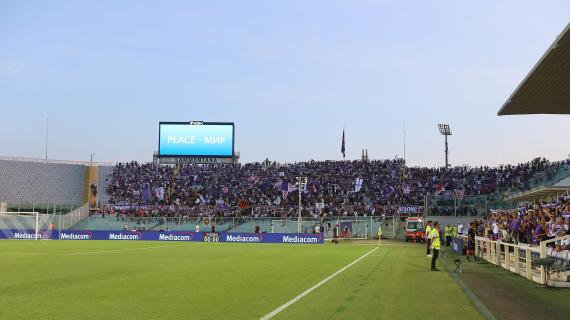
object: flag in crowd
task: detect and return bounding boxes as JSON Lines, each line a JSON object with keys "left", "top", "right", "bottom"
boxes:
{"left": 142, "top": 183, "right": 151, "bottom": 202}
{"left": 216, "top": 199, "right": 228, "bottom": 210}
{"left": 288, "top": 183, "right": 297, "bottom": 193}
{"left": 454, "top": 188, "right": 465, "bottom": 200}
{"left": 402, "top": 183, "right": 410, "bottom": 195}
{"left": 341, "top": 128, "right": 346, "bottom": 159}
{"left": 248, "top": 175, "right": 260, "bottom": 184}
{"left": 282, "top": 181, "right": 289, "bottom": 199}
{"left": 195, "top": 193, "right": 205, "bottom": 204}
{"left": 354, "top": 177, "right": 363, "bottom": 192}
{"left": 154, "top": 187, "right": 165, "bottom": 201}
{"left": 436, "top": 183, "right": 446, "bottom": 194}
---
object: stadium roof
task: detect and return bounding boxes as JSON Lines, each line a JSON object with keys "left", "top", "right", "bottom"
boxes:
{"left": 505, "top": 185, "right": 569, "bottom": 202}
{"left": 498, "top": 22, "right": 570, "bottom": 115}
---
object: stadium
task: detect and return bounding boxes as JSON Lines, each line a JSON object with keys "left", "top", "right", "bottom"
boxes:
{"left": 1, "top": 3, "right": 569, "bottom": 320}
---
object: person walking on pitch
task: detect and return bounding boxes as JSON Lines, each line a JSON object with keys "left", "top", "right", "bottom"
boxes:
{"left": 378, "top": 224, "right": 383, "bottom": 245}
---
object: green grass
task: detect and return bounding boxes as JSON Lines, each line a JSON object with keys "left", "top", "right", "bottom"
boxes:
{"left": 445, "top": 250, "right": 570, "bottom": 320}
{"left": 0, "top": 241, "right": 483, "bottom": 320}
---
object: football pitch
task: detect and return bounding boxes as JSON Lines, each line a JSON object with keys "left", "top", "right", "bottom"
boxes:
{"left": 0, "top": 241, "right": 484, "bottom": 320}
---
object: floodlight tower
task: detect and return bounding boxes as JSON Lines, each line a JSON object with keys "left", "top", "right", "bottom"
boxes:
{"left": 437, "top": 124, "right": 452, "bottom": 168}
{"left": 296, "top": 176, "right": 308, "bottom": 233}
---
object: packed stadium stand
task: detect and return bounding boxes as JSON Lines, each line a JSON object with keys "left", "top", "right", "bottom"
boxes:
{"left": 102, "top": 158, "right": 566, "bottom": 218}
{"left": 0, "top": 158, "right": 85, "bottom": 206}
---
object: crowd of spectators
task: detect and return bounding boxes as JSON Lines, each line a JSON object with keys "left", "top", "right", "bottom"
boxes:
{"left": 104, "top": 157, "right": 562, "bottom": 218}
{"left": 475, "top": 197, "right": 570, "bottom": 250}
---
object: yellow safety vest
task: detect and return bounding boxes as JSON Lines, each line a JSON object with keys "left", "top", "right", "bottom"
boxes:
{"left": 430, "top": 229, "right": 441, "bottom": 250}
{"left": 445, "top": 226, "right": 452, "bottom": 237}
{"left": 452, "top": 226, "right": 458, "bottom": 237}
{"left": 378, "top": 226, "right": 383, "bottom": 236}
{"left": 425, "top": 225, "right": 432, "bottom": 238}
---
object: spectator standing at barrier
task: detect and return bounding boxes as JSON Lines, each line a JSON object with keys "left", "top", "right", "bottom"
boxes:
{"left": 476, "top": 221, "right": 484, "bottom": 237}
{"left": 195, "top": 224, "right": 200, "bottom": 232}
{"left": 511, "top": 214, "right": 521, "bottom": 244}
{"left": 533, "top": 219, "right": 546, "bottom": 244}
{"left": 444, "top": 225, "right": 452, "bottom": 247}
{"left": 430, "top": 222, "right": 441, "bottom": 271}
{"left": 550, "top": 217, "right": 566, "bottom": 241}
{"left": 492, "top": 221, "right": 500, "bottom": 241}
{"left": 466, "top": 223, "right": 477, "bottom": 262}
{"left": 554, "top": 231, "right": 569, "bottom": 252}
{"left": 458, "top": 222, "right": 464, "bottom": 235}
{"left": 255, "top": 224, "right": 260, "bottom": 233}
{"left": 425, "top": 221, "right": 433, "bottom": 257}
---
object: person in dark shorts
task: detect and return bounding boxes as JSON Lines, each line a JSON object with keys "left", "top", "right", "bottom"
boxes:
{"left": 466, "top": 223, "right": 477, "bottom": 261}
{"left": 332, "top": 224, "right": 338, "bottom": 244}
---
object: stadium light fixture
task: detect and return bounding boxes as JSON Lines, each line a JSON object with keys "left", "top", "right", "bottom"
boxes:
{"left": 296, "top": 176, "right": 308, "bottom": 233}
{"left": 437, "top": 124, "right": 452, "bottom": 168}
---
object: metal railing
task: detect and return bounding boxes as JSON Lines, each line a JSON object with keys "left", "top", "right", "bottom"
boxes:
{"left": 0, "top": 155, "right": 115, "bottom": 166}
{"left": 459, "top": 234, "right": 570, "bottom": 286}
{"left": 1, "top": 202, "right": 82, "bottom": 215}
{"left": 70, "top": 215, "right": 406, "bottom": 239}
{"left": 0, "top": 204, "right": 89, "bottom": 232}
{"left": 57, "top": 204, "right": 90, "bottom": 231}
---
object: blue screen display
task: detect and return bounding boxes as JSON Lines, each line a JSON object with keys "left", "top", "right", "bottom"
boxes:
{"left": 159, "top": 122, "right": 234, "bottom": 157}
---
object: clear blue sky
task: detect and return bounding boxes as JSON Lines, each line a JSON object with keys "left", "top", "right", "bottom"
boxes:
{"left": 0, "top": 1, "right": 568, "bottom": 166}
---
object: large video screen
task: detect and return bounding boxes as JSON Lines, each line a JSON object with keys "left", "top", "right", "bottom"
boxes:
{"left": 158, "top": 122, "right": 234, "bottom": 158}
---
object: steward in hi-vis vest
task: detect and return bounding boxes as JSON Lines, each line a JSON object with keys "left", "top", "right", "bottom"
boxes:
{"left": 425, "top": 221, "right": 433, "bottom": 257}
{"left": 444, "top": 225, "right": 453, "bottom": 247}
{"left": 430, "top": 222, "right": 441, "bottom": 272}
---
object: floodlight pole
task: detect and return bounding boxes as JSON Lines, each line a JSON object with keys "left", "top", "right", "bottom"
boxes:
{"left": 438, "top": 124, "right": 452, "bottom": 168}
{"left": 296, "top": 176, "right": 307, "bottom": 233}
{"left": 444, "top": 134, "right": 449, "bottom": 168}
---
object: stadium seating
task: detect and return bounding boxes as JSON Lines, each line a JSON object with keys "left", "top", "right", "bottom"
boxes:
{"left": 0, "top": 159, "right": 84, "bottom": 206}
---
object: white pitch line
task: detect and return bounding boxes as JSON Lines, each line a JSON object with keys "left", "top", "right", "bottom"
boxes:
{"left": 260, "top": 247, "right": 378, "bottom": 320}
{"left": 351, "top": 243, "right": 409, "bottom": 247}
{"left": 0, "top": 243, "right": 193, "bottom": 256}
